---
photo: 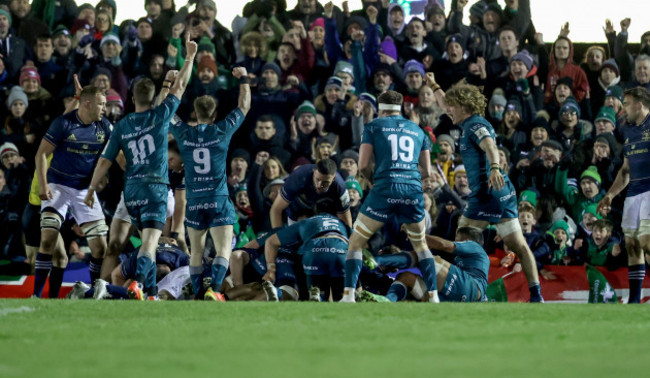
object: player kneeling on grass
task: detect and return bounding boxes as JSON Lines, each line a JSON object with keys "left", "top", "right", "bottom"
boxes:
{"left": 360, "top": 227, "right": 489, "bottom": 302}
{"left": 263, "top": 214, "right": 350, "bottom": 302}
{"left": 67, "top": 237, "right": 189, "bottom": 300}
{"left": 169, "top": 67, "right": 251, "bottom": 301}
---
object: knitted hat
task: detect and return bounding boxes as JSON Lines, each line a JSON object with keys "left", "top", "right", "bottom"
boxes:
{"left": 344, "top": 15, "right": 368, "bottom": 35}
{"left": 403, "top": 59, "right": 425, "bottom": 79}
{"left": 489, "top": 93, "right": 507, "bottom": 108}
{"left": 262, "top": 62, "right": 281, "bottom": 77}
{"left": 511, "top": 49, "right": 534, "bottom": 71}
{"left": 541, "top": 139, "right": 564, "bottom": 152}
{"left": 550, "top": 219, "right": 570, "bottom": 235}
{"left": 583, "top": 203, "right": 603, "bottom": 220}
{"left": 530, "top": 115, "right": 551, "bottom": 134}
{"left": 605, "top": 85, "right": 624, "bottom": 102}
{"left": 380, "top": 36, "right": 398, "bottom": 61}
{"left": 600, "top": 58, "right": 620, "bottom": 77}
{"left": 197, "top": 36, "right": 216, "bottom": 55}
{"left": 437, "top": 134, "right": 455, "bottom": 153}
{"left": 295, "top": 100, "right": 317, "bottom": 120}
{"left": 358, "top": 92, "right": 378, "bottom": 113}
{"left": 52, "top": 25, "right": 71, "bottom": 39}
{"left": 170, "top": 11, "right": 187, "bottom": 27}
{"left": 19, "top": 67, "right": 41, "bottom": 86}
{"left": 518, "top": 189, "right": 538, "bottom": 207}
{"left": 594, "top": 133, "right": 621, "bottom": 157}
{"left": 0, "top": 9, "right": 12, "bottom": 25}
{"left": 263, "top": 178, "right": 285, "bottom": 198}
{"left": 594, "top": 106, "right": 616, "bottom": 126}
{"left": 556, "top": 76, "right": 574, "bottom": 92}
{"left": 198, "top": 0, "right": 216, "bottom": 11}
{"left": 235, "top": 183, "right": 248, "bottom": 194}
{"left": 505, "top": 97, "right": 522, "bottom": 117}
{"left": 310, "top": 17, "right": 324, "bottom": 31}
{"left": 454, "top": 164, "right": 466, "bottom": 174}
{"left": 197, "top": 55, "right": 218, "bottom": 76}
{"left": 469, "top": 1, "right": 488, "bottom": 18}
{"left": 580, "top": 166, "right": 602, "bottom": 186}
{"left": 136, "top": 16, "right": 153, "bottom": 27}
{"left": 6, "top": 86, "right": 28, "bottom": 109}
{"left": 231, "top": 148, "right": 250, "bottom": 164}
{"left": 559, "top": 96, "right": 581, "bottom": 118}
{"left": 334, "top": 60, "right": 354, "bottom": 78}
{"left": 485, "top": 2, "right": 503, "bottom": 18}
{"left": 0, "top": 142, "right": 18, "bottom": 158}
{"left": 345, "top": 176, "right": 363, "bottom": 198}
{"left": 78, "top": 3, "right": 95, "bottom": 13}
{"left": 446, "top": 33, "right": 465, "bottom": 50}
{"left": 105, "top": 89, "right": 123, "bottom": 109}
{"left": 100, "top": 32, "right": 120, "bottom": 47}
{"left": 70, "top": 19, "right": 92, "bottom": 35}
{"left": 341, "top": 149, "right": 359, "bottom": 163}
{"left": 372, "top": 62, "right": 392, "bottom": 77}
{"left": 93, "top": 67, "right": 112, "bottom": 81}
{"left": 325, "top": 76, "right": 343, "bottom": 90}
{"left": 316, "top": 133, "right": 336, "bottom": 147}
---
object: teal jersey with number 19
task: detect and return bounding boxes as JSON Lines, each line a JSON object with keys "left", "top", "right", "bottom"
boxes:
{"left": 360, "top": 115, "right": 430, "bottom": 187}
{"left": 102, "top": 95, "right": 180, "bottom": 184}
{"left": 169, "top": 108, "right": 245, "bottom": 199}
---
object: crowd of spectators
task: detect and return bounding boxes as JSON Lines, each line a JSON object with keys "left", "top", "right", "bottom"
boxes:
{"left": 1, "top": 0, "right": 649, "bottom": 280}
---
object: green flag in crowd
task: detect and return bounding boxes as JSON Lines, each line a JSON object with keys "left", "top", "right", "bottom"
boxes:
{"left": 586, "top": 265, "right": 619, "bottom": 303}
{"left": 486, "top": 277, "right": 508, "bottom": 302}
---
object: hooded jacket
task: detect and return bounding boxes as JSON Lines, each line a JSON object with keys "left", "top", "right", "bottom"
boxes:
{"left": 545, "top": 37, "right": 590, "bottom": 104}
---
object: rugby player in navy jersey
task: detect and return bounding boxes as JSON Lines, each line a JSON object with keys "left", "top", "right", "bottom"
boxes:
{"left": 438, "top": 78, "right": 543, "bottom": 302}
{"left": 85, "top": 33, "right": 198, "bottom": 300}
{"left": 168, "top": 67, "right": 250, "bottom": 301}
{"left": 33, "top": 84, "right": 112, "bottom": 298}
{"left": 269, "top": 158, "right": 352, "bottom": 228}
{"left": 341, "top": 90, "right": 440, "bottom": 303}
{"left": 598, "top": 87, "right": 650, "bottom": 303}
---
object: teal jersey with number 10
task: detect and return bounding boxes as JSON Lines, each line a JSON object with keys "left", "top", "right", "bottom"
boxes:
{"left": 169, "top": 108, "right": 245, "bottom": 199}
{"left": 102, "top": 95, "right": 180, "bottom": 184}
{"left": 360, "top": 115, "right": 430, "bottom": 187}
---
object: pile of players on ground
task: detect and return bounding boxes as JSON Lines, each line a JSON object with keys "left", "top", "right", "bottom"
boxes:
{"left": 1, "top": 0, "right": 649, "bottom": 302}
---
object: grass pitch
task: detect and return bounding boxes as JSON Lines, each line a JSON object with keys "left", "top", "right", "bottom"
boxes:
{"left": 0, "top": 300, "right": 647, "bottom": 378}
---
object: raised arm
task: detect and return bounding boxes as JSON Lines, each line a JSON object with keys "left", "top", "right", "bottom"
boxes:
{"left": 231, "top": 67, "right": 251, "bottom": 115}
{"left": 270, "top": 194, "right": 290, "bottom": 228}
{"left": 169, "top": 32, "right": 198, "bottom": 100}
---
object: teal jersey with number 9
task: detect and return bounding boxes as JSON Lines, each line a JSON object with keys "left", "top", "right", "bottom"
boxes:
{"left": 169, "top": 108, "right": 245, "bottom": 199}
{"left": 102, "top": 95, "right": 180, "bottom": 185}
{"left": 360, "top": 115, "right": 430, "bottom": 187}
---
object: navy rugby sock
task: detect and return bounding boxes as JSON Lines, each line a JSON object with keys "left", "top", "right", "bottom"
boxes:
{"left": 88, "top": 256, "right": 103, "bottom": 284}
{"left": 33, "top": 253, "right": 53, "bottom": 298}
{"left": 48, "top": 267, "right": 65, "bottom": 299}
{"left": 628, "top": 264, "right": 645, "bottom": 304}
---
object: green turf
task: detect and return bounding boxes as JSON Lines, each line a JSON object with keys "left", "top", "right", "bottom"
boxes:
{"left": 0, "top": 300, "right": 648, "bottom": 378}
